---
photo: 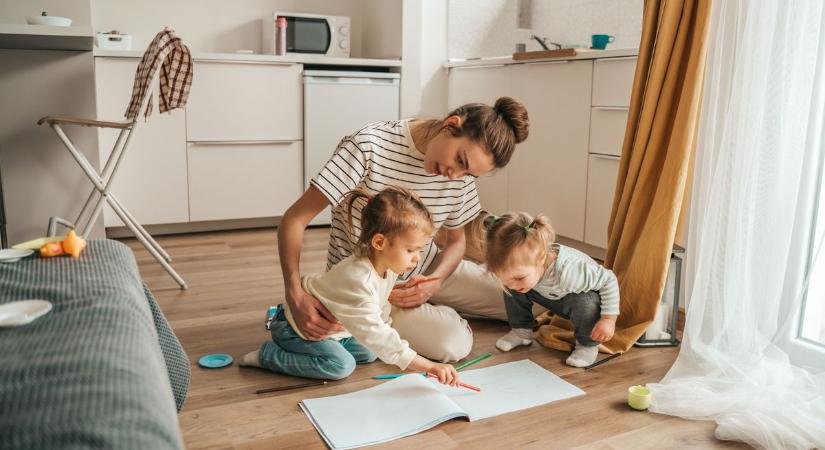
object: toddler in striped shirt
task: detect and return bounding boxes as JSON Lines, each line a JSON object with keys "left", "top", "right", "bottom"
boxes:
{"left": 473, "top": 211, "right": 620, "bottom": 367}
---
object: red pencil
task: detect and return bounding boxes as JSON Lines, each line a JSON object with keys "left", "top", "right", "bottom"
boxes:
{"left": 426, "top": 373, "right": 481, "bottom": 392}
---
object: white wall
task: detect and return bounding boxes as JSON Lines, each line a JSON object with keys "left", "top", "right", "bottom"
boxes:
{"left": 448, "top": 0, "right": 643, "bottom": 59}
{"left": 361, "top": 0, "right": 402, "bottom": 59}
{"left": 0, "top": 0, "right": 104, "bottom": 244}
{"left": 0, "top": 0, "right": 91, "bottom": 26}
{"left": 401, "top": 0, "right": 448, "bottom": 119}
{"left": 90, "top": 0, "right": 401, "bottom": 58}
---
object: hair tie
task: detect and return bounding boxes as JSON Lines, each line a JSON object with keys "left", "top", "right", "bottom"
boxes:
{"left": 492, "top": 215, "right": 501, "bottom": 223}
{"left": 523, "top": 224, "right": 533, "bottom": 234}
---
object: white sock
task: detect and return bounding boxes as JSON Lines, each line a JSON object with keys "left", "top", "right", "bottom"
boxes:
{"left": 240, "top": 349, "right": 262, "bottom": 368}
{"left": 496, "top": 328, "right": 533, "bottom": 352}
{"left": 566, "top": 341, "right": 599, "bottom": 368}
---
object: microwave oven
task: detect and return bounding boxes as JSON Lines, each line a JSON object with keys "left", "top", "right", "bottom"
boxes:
{"left": 263, "top": 12, "right": 350, "bottom": 57}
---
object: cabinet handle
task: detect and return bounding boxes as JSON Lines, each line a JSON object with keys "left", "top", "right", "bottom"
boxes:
{"left": 592, "top": 106, "right": 629, "bottom": 111}
{"left": 590, "top": 153, "right": 621, "bottom": 161}
{"left": 188, "top": 140, "right": 298, "bottom": 146}
{"left": 198, "top": 59, "right": 296, "bottom": 66}
{"left": 450, "top": 63, "right": 508, "bottom": 70}
{"left": 597, "top": 56, "right": 638, "bottom": 62}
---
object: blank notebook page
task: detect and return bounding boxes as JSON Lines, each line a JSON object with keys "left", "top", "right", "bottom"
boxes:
{"left": 435, "top": 359, "right": 585, "bottom": 421}
{"left": 300, "top": 374, "right": 466, "bottom": 449}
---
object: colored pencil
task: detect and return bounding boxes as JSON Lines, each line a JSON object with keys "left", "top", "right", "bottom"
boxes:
{"left": 426, "top": 373, "right": 481, "bottom": 392}
{"left": 455, "top": 353, "right": 492, "bottom": 371}
{"left": 584, "top": 352, "right": 621, "bottom": 370}
{"left": 255, "top": 380, "right": 327, "bottom": 394}
{"left": 372, "top": 373, "right": 404, "bottom": 379}
{"left": 373, "top": 352, "right": 493, "bottom": 379}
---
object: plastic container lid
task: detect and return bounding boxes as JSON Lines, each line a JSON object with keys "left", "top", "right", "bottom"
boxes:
{"left": 198, "top": 353, "right": 233, "bottom": 369}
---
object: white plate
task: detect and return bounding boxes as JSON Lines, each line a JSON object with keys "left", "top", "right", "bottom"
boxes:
{"left": 25, "top": 15, "right": 72, "bottom": 26}
{"left": 0, "top": 300, "right": 53, "bottom": 327}
{"left": 0, "top": 248, "right": 34, "bottom": 263}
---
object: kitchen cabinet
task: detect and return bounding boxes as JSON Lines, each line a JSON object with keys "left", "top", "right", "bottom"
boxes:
{"left": 187, "top": 141, "right": 303, "bottom": 221}
{"left": 93, "top": 53, "right": 400, "bottom": 233}
{"left": 509, "top": 60, "right": 592, "bottom": 240}
{"left": 94, "top": 57, "right": 189, "bottom": 227}
{"left": 185, "top": 61, "right": 304, "bottom": 221}
{"left": 447, "top": 54, "right": 637, "bottom": 248}
{"left": 186, "top": 62, "right": 302, "bottom": 142}
{"left": 584, "top": 56, "right": 635, "bottom": 248}
{"left": 584, "top": 153, "right": 620, "bottom": 249}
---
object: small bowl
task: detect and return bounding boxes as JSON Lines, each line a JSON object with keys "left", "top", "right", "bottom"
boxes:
{"left": 26, "top": 15, "right": 72, "bottom": 27}
{"left": 627, "top": 385, "right": 652, "bottom": 410}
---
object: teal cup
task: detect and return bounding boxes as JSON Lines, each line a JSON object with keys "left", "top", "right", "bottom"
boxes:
{"left": 591, "top": 34, "right": 616, "bottom": 50}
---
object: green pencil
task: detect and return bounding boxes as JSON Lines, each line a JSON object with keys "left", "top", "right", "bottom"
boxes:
{"left": 455, "top": 353, "right": 492, "bottom": 371}
{"left": 372, "top": 353, "right": 492, "bottom": 380}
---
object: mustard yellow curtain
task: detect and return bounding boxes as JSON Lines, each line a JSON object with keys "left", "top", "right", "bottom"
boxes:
{"left": 536, "top": 0, "right": 712, "bottom": 354}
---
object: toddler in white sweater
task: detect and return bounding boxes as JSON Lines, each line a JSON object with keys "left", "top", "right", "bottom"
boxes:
{"left": 241, "top": 186, "right": 460, "bottom": 386}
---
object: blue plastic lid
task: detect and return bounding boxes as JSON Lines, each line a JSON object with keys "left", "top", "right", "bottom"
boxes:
{"left": 198, "top": 353, "right": 233, "bottom": 369}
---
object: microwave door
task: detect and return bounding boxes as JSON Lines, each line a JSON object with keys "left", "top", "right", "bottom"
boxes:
{"left": 287, "top": 17, "right": 331, "bottom": 54}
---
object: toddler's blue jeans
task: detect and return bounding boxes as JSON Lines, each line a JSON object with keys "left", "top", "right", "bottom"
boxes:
{"left": 258, "top": 311, "right": 376, "bottom": 380}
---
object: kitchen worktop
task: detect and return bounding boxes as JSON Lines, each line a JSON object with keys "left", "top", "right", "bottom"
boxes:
{"left": 444, "top": 48, "right": 638, "bottom": 68}
{"left": 0, "top": 24, "right": 94, "bottom": 51}
{"left": 94, "top": 49, "right": 402, "bottom": 67}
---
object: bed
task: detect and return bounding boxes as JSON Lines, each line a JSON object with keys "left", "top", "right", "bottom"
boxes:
{"left": 0, "top": 240, "right": 189, "bottom": 449}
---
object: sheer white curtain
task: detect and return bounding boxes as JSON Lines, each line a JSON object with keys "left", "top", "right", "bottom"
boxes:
{"left": 648, "top": 1, "right": 825, "bottom": 449}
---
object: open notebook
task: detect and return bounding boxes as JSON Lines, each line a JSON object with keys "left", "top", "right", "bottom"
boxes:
{"left": 299, "top": 359, "right": 585, "bottom": 449}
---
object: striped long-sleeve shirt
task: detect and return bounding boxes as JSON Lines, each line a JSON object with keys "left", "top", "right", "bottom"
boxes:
{"left": 311, "top": 119, "right": 481, "bottom": 280}
{"left": 533, "top": 244, "right": 621, "bottom": 316}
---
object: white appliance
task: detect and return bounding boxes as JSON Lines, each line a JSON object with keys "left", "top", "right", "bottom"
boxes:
{"left": 303, "top": 70, "right": 401, "bottom": 225}
{"left": 263, "top": 12, "right": 350, "bottom": 57}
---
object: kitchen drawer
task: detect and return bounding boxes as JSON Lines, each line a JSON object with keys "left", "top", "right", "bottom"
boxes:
{"left": 589, "top": 107, "right": 628, "bottom": 157}
{"left": 592, "top": 57, "right": 637, "bottom": 107}
{"left": 584, "top": 153, "right": 621, "bottom": 249}
{"left": 186, "top": 62, "right": 302, "bottom": 142}
{"left": 187, "top": 141, "right": 303, "bottom": 221}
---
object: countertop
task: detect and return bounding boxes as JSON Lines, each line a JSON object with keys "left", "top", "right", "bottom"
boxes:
{"left": 445, "top": 48, "right": 638, "bottom": 68}
{"left": 0, "top": 24, "right": 94, "bottom": 51}
{"left": 94, "top": 49, "right": 402, "bottom": 68}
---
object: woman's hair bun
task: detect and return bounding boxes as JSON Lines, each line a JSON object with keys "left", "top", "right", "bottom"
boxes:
{"left": 494, "top": 96, "right": 529, "bottom": 144}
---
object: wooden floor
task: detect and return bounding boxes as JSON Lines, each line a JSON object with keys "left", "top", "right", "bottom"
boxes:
{"left": 123, "top": 228, "right": 748, "bottom": 450}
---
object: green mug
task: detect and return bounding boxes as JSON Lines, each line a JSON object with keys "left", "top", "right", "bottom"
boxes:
{"left": 591, "top": 34, "right": 616, "bottom": 50}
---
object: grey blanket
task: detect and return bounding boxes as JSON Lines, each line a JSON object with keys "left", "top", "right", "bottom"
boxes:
{"left": 0, "top": 240, "right": 189, "bottom": 449}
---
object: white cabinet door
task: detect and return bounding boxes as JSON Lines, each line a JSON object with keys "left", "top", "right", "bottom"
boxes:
{"left": 448, "top": 65, "right": 512, "bottom": 213}
{"left": 94, "top": 57, "right": 189, "bottom": 227}
{"left": 186, "top": 62, "right": 302, "bottom": 142}
{"left": 589, "top": 107, "right": 629, "bottom": 157}
{"left": 585, "top": 154, "right": 620, "bottom": 249}
{"left": 187, "top": 141, "right": 303, "bottom": 222}
{"left": 592, "top": 57, "right": 637, "bottom": 107}
{"left": 509, "top": 60, "right": 592, "bottom": 240}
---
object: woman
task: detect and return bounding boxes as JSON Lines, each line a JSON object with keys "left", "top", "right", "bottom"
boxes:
{"left": 277, "top": 97, "right": 529, "bottom": 362}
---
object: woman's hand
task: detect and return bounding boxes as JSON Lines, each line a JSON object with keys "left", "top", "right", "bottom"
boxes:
{"left": 388, "top": 275, "right": 442, "bottom": 308}
{"left": 590, "top": 316, "right": 617, "bottom": 342}
{"left": 287, "top": 287, "right": 344, "bottom": 340}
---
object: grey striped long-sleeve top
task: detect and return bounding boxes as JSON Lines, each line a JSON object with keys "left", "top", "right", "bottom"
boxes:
{"left": 532, "top": 243, "right": 620, "bottom": 316}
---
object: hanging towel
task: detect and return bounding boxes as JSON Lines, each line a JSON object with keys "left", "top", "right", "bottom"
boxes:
{"left": 125, "top": 27, "right": 193, "bottom": 120}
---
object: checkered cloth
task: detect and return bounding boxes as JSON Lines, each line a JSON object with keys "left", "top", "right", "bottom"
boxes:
{"left": 125, "top": 27, "right": 193, "bottom": 120}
